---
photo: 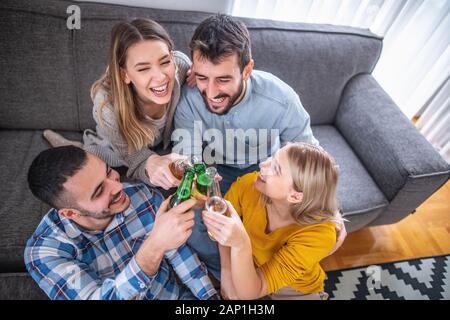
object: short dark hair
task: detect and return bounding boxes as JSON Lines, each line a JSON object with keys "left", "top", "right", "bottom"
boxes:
{"left": 27, "top": 146, "right": 87, "bottom": 209}
{"left": 189, "top": 14, "right": 252, "bottom": 71}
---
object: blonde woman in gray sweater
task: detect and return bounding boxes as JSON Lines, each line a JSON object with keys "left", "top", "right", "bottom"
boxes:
{"left": 45, "top": 19, "right": 192, "bottom": 190}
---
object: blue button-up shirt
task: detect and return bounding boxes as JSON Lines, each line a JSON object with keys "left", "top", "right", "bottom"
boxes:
{"left": 173, "top": 70, "right": 319, "bottom": 169}
{"left": 24, "top": 183, "right": 217, "bottom": 300}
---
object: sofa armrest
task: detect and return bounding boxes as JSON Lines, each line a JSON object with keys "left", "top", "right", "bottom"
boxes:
{"left": 335, "top": 74, "right": 450, "bottom": 224}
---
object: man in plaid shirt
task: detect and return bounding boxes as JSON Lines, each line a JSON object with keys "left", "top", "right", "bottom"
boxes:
{"left": 24, "top": 146, "right": 218, "bottom": 300}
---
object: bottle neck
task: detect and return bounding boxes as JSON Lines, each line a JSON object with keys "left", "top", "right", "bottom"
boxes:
{"left": 196, "top": 166, "right": 217, "bottom": 195}
{"left": 176, "top": 170, "right": 195, "bottom": 199}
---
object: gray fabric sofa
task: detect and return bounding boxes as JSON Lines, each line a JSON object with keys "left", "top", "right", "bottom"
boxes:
{"left": 1, "top": 0, "right": 448, "bottom": 300}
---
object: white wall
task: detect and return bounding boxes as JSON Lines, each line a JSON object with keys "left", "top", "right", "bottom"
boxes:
{"left": 73, "top": 0, "right": 234, "bottom": 14}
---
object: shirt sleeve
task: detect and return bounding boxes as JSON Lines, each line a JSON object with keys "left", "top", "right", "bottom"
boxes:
{"left": 259, "top": 223, "right": 336, "bottom": 294}
{"left": 24, "top": 239, "right": 162, "bottom": 300}
{"left": 139, "top": 184, "right": 217, "bottom": 300}
{"left": 165, "top": 246, "right": 217, "bottom": 300}
{"left": 279, "top": 92, "right": 319, "bottom": 147}
{"left": 89, "top": 90, "right": 154, "bottom": 184}
{"left": 172, "top": 88, "right": 203, "bottom": 159}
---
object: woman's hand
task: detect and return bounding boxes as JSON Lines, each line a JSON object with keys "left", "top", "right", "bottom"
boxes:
{"left": 145, "top": 153, "right": 186, "bottom": 190}
{"left": 186, "top": 68, "right": 196, "bottom": 87}
{"left": 327, "top": 219, "right": 347, "bottom": 256}
{"left": 202, "top": 200, "right": 251, "bottom": 249}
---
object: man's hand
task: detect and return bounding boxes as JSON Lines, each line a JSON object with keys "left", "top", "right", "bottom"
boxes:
{"left": 151, "top": 197, "right": 197, "bottom": 251}
{"left": 145, "top": 153, "right": 186, "bottom": 190}
{"left": 327, "top": 219, "right": 347, "bottom": 256}
{"left": 135, "top": 198, "right": 196, "bottom": 275}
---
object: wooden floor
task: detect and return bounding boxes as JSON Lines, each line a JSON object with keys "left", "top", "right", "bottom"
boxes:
{"left": 321, "top": 180, "right": 450, "bottom": 271}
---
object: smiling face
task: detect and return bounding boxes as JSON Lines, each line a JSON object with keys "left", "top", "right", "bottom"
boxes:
{"left": 254, "top": 145, "right": 303, "bottom": 204}
{"left": 192, "top": 50, "right": 253, "bottom": 115}
{"left": 61, "top": 153, "right": 131, "bottom": 223}
{"left": 122, "top": 39, "right": 176, "bottom": 107}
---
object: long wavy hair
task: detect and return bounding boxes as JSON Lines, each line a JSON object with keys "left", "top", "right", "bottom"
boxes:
{"left": 261, "top": 143, "right": 342, "bottom": 226}
{"left": 91, "top": 19, "right": 174, "bottom": 153}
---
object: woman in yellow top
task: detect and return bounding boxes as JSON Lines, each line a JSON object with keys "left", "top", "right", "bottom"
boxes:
{"left": 202, "top": 142, "right": 343, "bottom": 300}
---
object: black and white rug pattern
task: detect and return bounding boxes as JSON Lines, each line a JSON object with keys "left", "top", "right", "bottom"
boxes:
{"left": 324, "top": 254, "right": 450, "bottom": 300}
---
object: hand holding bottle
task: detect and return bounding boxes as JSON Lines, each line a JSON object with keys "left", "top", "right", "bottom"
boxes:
{"left": 150, "top": 197, "right": 197, "bottom": 251}
{"left": 135, "top": 197, "right": 196, "bottom": 275}
{"left": 145, "top": 153, "right": 186, "bottom": 190}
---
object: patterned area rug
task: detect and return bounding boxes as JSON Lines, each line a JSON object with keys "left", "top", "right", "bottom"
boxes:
{"left": 324, "top": 254, "right": 450, "bottom": 300}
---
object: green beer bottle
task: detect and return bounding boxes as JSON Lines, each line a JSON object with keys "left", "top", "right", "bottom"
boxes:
{"left": 192, "top": 158, "right": 206, "bottom": 174}
{"left": 169, "top": 167, "right": 195, "bottom": 209}
{"left": 196, "top": 166, "right": 217, "bottom": 196}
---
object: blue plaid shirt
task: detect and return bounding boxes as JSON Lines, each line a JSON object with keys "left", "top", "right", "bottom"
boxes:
{"left": 24, "top": 183, "right": 217, "bottom": 300}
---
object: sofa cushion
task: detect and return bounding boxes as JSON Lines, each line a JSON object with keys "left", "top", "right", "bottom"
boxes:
{"left": 0, "top": 130, "right": 82, "bottom": 271}
{"left": 0, "top": 273, "right": 48, "bottom": 300}
{"left": 312, "top": 125, "right": 389, "bottom": 230}
{"left": 0, "top": 0, "right": 79, "bottom": 130}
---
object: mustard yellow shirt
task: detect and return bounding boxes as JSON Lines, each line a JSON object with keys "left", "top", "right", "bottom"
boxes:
{"left": 224, "top": 172, "right": 336, "bottom": 294}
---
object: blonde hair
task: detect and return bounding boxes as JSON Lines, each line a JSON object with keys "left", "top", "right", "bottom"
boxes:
{"left": 91, "top": 19, "right": 174, "bottom": 153}
{"left": 262, "top": 142, "right": 342, "bottom": 226}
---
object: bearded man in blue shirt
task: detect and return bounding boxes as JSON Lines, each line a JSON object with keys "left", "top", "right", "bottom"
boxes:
{"left": 172, "top": 14, "right": 322, "bottom": 283}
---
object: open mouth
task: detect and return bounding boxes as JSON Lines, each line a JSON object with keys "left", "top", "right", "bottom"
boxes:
{"left": 150, "top": 83, "right": 169, "bottom": 97}
{"left": 207, "top": 95, "right": 229, "bottom": 108}
{"left": 110, "top": 191, "right": 125, "bottom": 206}
{"left": 209, "top": 96, "right": 226, "bottom": 104}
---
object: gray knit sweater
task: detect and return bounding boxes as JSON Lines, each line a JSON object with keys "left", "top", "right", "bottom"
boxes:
{"left": 83, "top": 51, "right": 191, "bottom": 184}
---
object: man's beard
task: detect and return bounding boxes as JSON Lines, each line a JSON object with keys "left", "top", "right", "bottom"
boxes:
{"left": 201, "top": 80, "right": 245, "bottom": 115}
{"left": 74, "top": 192, "right": 125, "bottom": 220}
{"left": 78, "top": 208, "right": 115, "bottom": 220}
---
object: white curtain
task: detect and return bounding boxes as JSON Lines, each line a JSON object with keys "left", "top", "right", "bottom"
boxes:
{"left": 416, "top": 76, "right": 450, "bottom": 162}
{"left": 232, "top": 0, "right": 450, "bottom": 162}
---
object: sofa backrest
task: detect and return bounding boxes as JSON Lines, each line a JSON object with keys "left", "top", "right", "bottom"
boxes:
{"left": 0, "top": 0, "right": 79, "bottom": 130}
{"left": 0, "top": 0, "right": 382, "bottom": 130}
